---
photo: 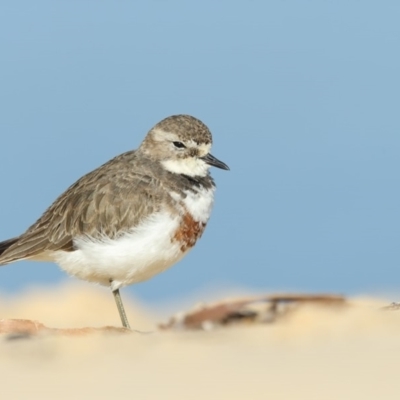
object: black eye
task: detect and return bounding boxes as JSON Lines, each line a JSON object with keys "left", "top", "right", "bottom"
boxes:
{"left": 173, "top": 141, "right": 186, "bottom": 149}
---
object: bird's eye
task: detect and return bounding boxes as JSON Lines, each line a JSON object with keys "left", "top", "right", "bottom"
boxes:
{"left": 173, "top": 141, "right": 186, "bottom": 149}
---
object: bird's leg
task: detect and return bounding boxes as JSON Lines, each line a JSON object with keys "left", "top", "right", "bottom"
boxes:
{"left": 110, "top": 281, "right": 131, "bottom": 329}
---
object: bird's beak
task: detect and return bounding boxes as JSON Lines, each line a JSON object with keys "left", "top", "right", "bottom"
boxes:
{"left": 201, "top": 153, "right": 230, "bottom": 170}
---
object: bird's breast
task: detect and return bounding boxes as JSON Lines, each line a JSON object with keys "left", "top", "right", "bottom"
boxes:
{"left": 169, "top": 184, "right": 215, "bottom": 224}
{"left": 173, "top": 212, "right": 207, "bottom": 252}
{"left": 168, "top": 184, "right": 215, "bottom": 252}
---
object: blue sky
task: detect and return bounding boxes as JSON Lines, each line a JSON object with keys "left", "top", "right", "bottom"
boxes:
{"left": 1, "top": 1, "right": 400, "bottom": 301}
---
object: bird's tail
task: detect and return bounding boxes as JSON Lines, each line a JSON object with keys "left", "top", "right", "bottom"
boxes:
{"left": 0, "top": 238, "right": 19, "bottom": 261}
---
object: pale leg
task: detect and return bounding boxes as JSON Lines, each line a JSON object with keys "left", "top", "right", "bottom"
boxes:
{"left": 111, "top": 284, "right": 131, "bottom": 329}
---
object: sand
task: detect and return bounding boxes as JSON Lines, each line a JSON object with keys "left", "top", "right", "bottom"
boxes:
{"left": 1, "top": 284, "right": 400, "bottom": 400}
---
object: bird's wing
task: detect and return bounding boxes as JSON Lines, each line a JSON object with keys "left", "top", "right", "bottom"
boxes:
{"left": 0, "top": 151, "right": 164, "bottom": 264}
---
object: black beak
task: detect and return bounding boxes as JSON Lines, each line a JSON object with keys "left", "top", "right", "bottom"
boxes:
{"left": 201, "top": 153, "right": 230, "bottom": 170}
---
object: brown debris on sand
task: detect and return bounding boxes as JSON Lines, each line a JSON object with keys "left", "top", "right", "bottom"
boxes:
{"left": 160, "top": 293, "right": 347, "bottom": 330}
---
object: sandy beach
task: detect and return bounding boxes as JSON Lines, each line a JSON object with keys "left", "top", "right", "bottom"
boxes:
{"left": 0, "top": 284, "right": 399, "bottom": 400}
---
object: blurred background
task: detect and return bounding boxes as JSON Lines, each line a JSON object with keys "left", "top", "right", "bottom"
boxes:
{"left": 1, "top": 1, "right": 400, "bottom": 304}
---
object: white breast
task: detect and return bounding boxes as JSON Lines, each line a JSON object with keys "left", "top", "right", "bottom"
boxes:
{"left": 171, "top": 185, "right": 215, "bottom": 223}
{"left": 52, "top": 186, "right": 215, "bottom": 290}
{"left": 184, "top": 187, "right": 215, "bottom": 223}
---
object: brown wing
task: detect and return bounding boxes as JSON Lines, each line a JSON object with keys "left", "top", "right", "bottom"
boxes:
{"left": 0, "top": 238, "right": 19, "bottom": 257}
{"left": 0, "top": 151, "right": 164, "bottom": 265}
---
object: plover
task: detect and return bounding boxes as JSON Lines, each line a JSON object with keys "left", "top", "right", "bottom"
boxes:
{"left": 0, "top": 115, "right": 229, "bottom": 329}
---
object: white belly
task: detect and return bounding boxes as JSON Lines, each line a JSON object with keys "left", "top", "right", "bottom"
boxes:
{"left": 51, "top": 187, "right": 215, "bottom": 290}
{"left": 53, "top": 212, "right": 186, "bottom": 289}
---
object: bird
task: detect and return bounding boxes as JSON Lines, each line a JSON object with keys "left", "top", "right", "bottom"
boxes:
{"left": 0, "top": 115, "right": 229, "bottom": 329}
